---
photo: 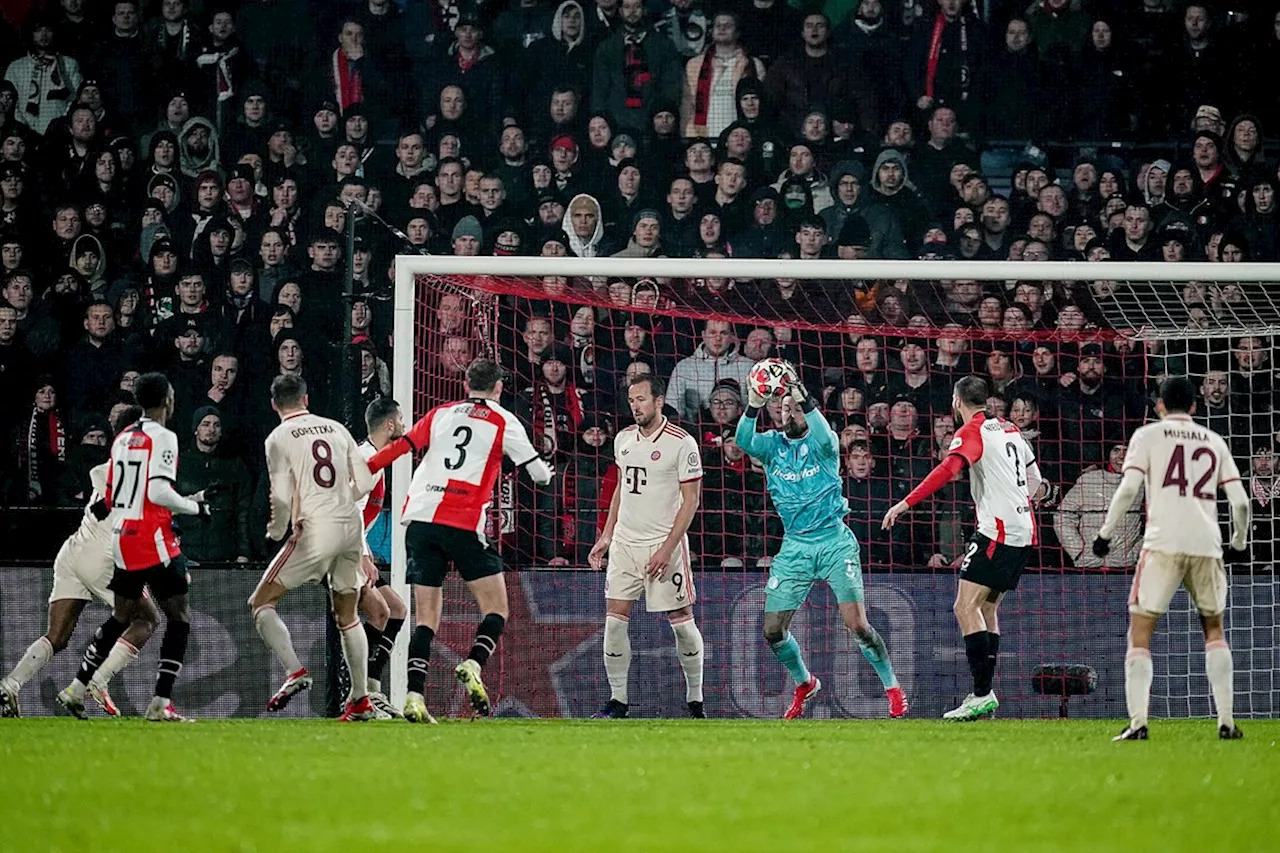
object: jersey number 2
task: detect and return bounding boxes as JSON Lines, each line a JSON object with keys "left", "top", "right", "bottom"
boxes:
{"left": 1005, "top": 443, "right": 1026, "bottom": 487}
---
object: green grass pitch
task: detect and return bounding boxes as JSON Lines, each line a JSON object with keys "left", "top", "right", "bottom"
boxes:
{"left": 1, "top": 718, "right": 1276, "bottom": 853}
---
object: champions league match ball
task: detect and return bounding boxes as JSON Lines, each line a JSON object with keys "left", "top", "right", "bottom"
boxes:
{"left": 748, "top": 358, "right": 794, "bottom": 399}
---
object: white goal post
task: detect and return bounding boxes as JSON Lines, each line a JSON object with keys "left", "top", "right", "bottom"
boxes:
{"left": 388, "top": 255, "right": 1280, "bottom": 714}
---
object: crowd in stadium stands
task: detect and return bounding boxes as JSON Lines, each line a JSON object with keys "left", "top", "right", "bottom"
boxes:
{"left": 0, "top": 0, "right": 1277, "bottom": 571}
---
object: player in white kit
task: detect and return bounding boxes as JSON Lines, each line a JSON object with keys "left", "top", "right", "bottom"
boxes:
{"left": 883, "top": 376, "right": 1042, "bottom": 721}
{"left": 354, "top": 397, "right": 410, "bottom": 720}
{"left": 366, "top": 359, "right": 554, "bottom": 722}
{"left": 1093, "top": 376, "right": 1249, "bottom": 741}
{"left": 250, "top": 375, "right": 378, "bottom": 722}
{"left": 588, "top": 375, "right": 706, "bottom": 719}
{"left": 0, "top": 406, "right": 158, "bottom": 718}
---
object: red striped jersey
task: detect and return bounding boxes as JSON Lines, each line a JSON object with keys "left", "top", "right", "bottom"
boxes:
{"left": 106, "top": 418, "right": 182, "bottom": 571}
{"left": 1120, "top": 414, "right": 1241, "bottom": 557}
{"left": 379, "top": 398, "right": 541, "bottom": 538}
{"left": 611, "top": 418, "right": 702, "bottom": 545}
{"left": 948, "top": 413, "right": 1036, "bottom": 547}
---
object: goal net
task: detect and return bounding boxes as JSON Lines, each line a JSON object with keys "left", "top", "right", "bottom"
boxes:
{"left": 391, "top": 257, "right": 1279, "bottom": 720}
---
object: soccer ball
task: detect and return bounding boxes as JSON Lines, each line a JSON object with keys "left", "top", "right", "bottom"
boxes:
{"left": 748, "top": 359, "right": 793, "bottom": 399}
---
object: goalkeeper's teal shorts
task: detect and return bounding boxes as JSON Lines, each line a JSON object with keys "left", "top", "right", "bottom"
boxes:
{"left": 764, "top": 524, "right": 864, "bottom": 612}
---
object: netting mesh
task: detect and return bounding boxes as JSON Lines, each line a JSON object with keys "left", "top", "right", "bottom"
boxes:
{"left": 405, "top": 270, "right": 1279, "bottom": 719}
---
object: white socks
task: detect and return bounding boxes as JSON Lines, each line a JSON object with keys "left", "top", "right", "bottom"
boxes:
{"left": 603, "top": 614, "right": 631, "bottom": 704}
{"left": 1125, "top": 647, "right": 1153, "bottom": 730}
{"left": 340, "top": 621, "right": 369, "bottom": 702}
{"left": 92, "top": 641, "right": 138, "bottom": 689}
{"left": 671, "top": 617, "right": 704, "bottom": 703}
{"left": 6, "top": 636, "right": 53, "bottom": 689}
{"left": 1205, "top": 640, "right": 1235, "bottom": 729}
{"left": 253, "top": 606, "right": 302, "bottom": 675}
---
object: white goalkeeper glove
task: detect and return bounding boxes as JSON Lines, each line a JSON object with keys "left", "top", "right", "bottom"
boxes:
{"left": 785, "top": 363, "right": 808, "bottom": 405}
{"left": 747, "top": 384, "right": 767, "bottom": 410}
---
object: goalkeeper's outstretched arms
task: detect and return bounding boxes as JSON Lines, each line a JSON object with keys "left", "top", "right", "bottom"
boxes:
{"left": 734, "top": 381, "right": 773, "bottom": 459}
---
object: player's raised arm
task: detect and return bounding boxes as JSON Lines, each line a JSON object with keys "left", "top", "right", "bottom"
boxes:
{"left": 882, "top": 424, "right": 979, "bottom": 529}
{"left": 368, "top": 409, "right": 435, "bottom": 474}
{"left": 788, "top": 370, "right": 837, "bottom": 457}
{"left": 735, "top": 381, "right": 774, "bottom": 458}
{"left": 265, "top": 434, "right": 296, "bottom": 542}
{"left": 501, "top": 409, "right": 554, "bottom": 485}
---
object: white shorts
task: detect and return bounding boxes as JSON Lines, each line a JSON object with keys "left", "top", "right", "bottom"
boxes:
{"left": 260, "top": 521, "right": 363, "bottom": 593}
{"left": 49, "top": 537, "right": 114, "bottom": 605}
{"left": 1129, "top": 549, "right": 1228, "bottom": 618}
{"left": 606, "top": 537, "right": 696, "bottom": 613}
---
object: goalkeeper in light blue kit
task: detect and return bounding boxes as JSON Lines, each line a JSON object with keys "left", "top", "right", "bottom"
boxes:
{"left": 736, "top": 363, "right": 908, "bottom": 719}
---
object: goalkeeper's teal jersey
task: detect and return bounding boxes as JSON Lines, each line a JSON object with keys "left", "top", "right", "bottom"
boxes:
{"left": 734, "top": 407, "right": 849, "bottom": 538}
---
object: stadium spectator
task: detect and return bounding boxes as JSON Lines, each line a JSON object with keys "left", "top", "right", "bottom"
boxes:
{"left": 1055, "top": 442, "right": 1142, "bottom": 569}
{"left": 177, "top": 406, "right": 252, "bottom": 563}
{"left": 679, "top": 11, "right": 763, "bottom": 140}
{"left": 666, "top": 318, "right": 752, "bottom": 420}
{"left": 590, "top": 0, "right": 682, "bottom": 135}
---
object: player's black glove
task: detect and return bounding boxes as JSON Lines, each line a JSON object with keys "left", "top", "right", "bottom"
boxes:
{"left": 89, "top": 498, "right": 110, "bottom": 521}
{"left": 1091, "top": 536, "right": 1111, "bottom": 558}
{"left": 197, "top": 501, "right": 213, "bottom": 520}
{"left": 201, "top": 481, "right": 226, "bottom": 501}
{"left": 1224, "top": 545, "right": 1249, "bottom": 565}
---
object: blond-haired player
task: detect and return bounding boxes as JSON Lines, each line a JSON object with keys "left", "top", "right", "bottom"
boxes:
{"left": 588, "top": 374, "right": 705, "bottom": 719}
{"left": 1093, "top": 376, "right": 1250, "bottom": 741}
{"left": 251, "top": 374, "right": 378, "bottom": 722}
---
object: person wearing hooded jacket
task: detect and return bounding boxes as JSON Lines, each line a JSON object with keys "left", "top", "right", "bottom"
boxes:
{"left": 522, "top": 1, "right": 596, "bottom": 124}
{"left": 177, "top": 115, "right": 222, "bottom": 181}
{"left": 562, "top": 192, "right": 606, "bottom": 257}
{"left": 822, "top": 159, "right": 908, "bottom": 259}
{"left": 866, "top": 147, "right": 928, "bottom": 250}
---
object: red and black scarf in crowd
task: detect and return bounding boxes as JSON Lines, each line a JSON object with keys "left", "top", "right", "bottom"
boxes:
{"left": 622, "top": 30, "right": 651, "bottom": 109}
{"left": 533, "top": 382, "right": 584, "bottom": 457}
{"left": 22, "top": 404, "right": 65, "bottom": 499}
{"left": 692, "top": 46, "right": 755, "bottom": 132}
{"left": 333, "top": 49, "right": 364, "bottom": 112}
{"left": 924, "top": 10, "right": 969, "bottom": 103}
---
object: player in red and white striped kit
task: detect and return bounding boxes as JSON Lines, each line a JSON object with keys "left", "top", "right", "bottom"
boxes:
{"left": 57, "top": 374, "right": 212, "bottom": 722}
{"left": 353, "top": 397, "right": 410, "bottom": 720}
{"left": 883, "top": 376, "right": 1042, "bottom": 721}
{"left": 1093, "top": 377, "right": 1250, "bottom": 741}
{"left": 251, "top": 375, "right": 378, "bottom": 722}
{"left": 0, "top": 406, "right": 156, "bottom": 719}
{"left": 367, "top": 359, "right": 553, "bottom": 722}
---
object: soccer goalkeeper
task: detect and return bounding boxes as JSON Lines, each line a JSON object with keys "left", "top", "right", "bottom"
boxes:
{"left": 735, "top": 365, "right": 908, "bottom": 719}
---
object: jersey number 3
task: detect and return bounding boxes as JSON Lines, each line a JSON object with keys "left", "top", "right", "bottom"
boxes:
{"left": 1162, "top": 444, "right": 1217, "bottom": 500}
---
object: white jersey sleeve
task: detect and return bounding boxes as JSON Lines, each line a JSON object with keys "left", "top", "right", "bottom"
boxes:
{"left": 612, "top": 419, "right": 701, "bottom": 545}
{"left": 1126, "top": 415, "right": 1240, "bottom": 557}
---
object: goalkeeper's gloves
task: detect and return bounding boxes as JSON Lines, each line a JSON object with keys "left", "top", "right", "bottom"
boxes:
{"left": 1091, "top": 536, "right": 1111, "bottom": 558}
{"left": 784, "top": 363, "right": 809, "bottom": 407}
{"left": 747, "top": 383, "right": 767, "bottom": 410}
